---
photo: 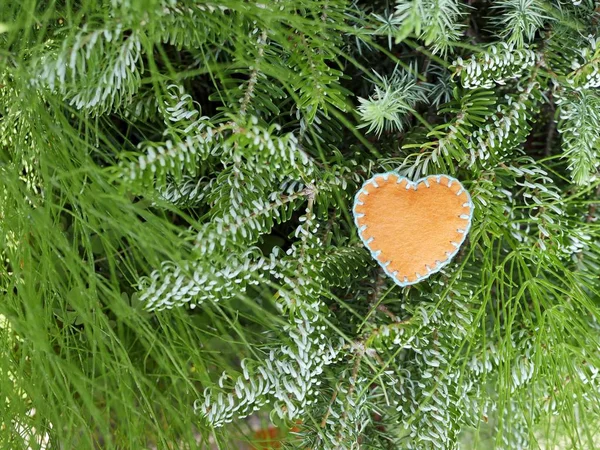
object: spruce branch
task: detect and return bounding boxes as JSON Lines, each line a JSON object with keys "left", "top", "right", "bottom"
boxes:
{"left": 400, "top": 89, "right": 497, "bottom": 178}
{"left": 357, "top": 68, "right": 428, "bottom": 136}
{"left": 465, "top": 76, "right": 541, "bottom": 169}
{"left": 116, "top": 115, "right": 316, "bottom": 187}
{"left": 452, "top": 42, "right": 537, "bottom": 89}
{"left": 239, "top": 30, "right": 268, "bottom": 117}
{"left": 154, "top": 176, "right": 206, "bottom": 207}
{"left": 491, "top": 0, "right": 549, "bottom": 48}
{"left": 556, "top": 89, "right": 600, "bottom": 185}
{"left": 391, "top": 0, "right": 466, "bottom": 55}
{"left": 138, "top": 248, "right": 281, "bottom": 312}
{"left": 194, "top": 184, "right": 312, "bottom": 255}
{"left": 32, "top": 24, "right": 143, "bottom": 114}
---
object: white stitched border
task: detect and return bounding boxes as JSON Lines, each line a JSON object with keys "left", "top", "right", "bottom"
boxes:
{"left": 352, "top": 171, "right": 474, "bottom": 288}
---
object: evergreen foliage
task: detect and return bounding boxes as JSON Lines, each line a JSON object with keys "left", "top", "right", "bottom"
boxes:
{"left": 1, "top": 0, "right": 600, "bottom": 449}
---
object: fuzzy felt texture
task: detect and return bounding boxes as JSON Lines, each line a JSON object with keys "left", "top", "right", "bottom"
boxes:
{"left": 353, "top": 173, "right": 473, "bottom": 287}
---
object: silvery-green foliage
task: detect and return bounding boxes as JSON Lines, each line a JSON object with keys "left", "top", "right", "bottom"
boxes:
{"left": 358, "top": 68, "right": 428, "bottom": 136}
{"left": 465, "top": 80, "right": 540, "bottom": 169}
{"left": 195, "top": 295, "right": 342, "bottom": 427}
{"left": 565, "top": 35, "right": 600, "bottom": 90}
{"left": 545, "top": 32, "right": 600, "bottom": 185}
{"left": 425, "top": 65, "right": 454, "bottom": 107}
{"left": 370, "top": 279, "right": 485, "bottom": 450}
{"left": 497, "top": 402, "right": 531, "bottom": 449}
{"left": 155, "top": 176, "right": 206, "bottom": 207}
{"left": 163, "top": 84, "right": 201, "bottom": 125}
{"left": 399, "top": 89, "right": 497, "bottom": 178}
{"left": 194, "top": 172, "right": 310, "bottom": 255}
{"left": 138, "top": 247, "right": 280, "bottom": 312}
{"left": 119, "top": 85, "right": 316, "bottom": 189}
{"left": 391, "top": 0, "right": 465, "bottom": 55}
{"left": 467, "top": 174, "right": 514, "bottom": 240}
{"left": 505, "top": 159, "right": 566, "bottom": 254}
{"left": 224, "top": 119, "right": 316, "bottom": 180}
{"left": 194, "top": 211, "right": 370, "bottom": 428}
{"left": 372, "top": 9, "right": 407, "bottom": 49}
{"left": 491, "top": 0, "right": 548, "bottom": 48}
{"left": 307, "top": 374, "right": 371, "bottom": 449}
{"left": 32, "top": 24, "right": 143, "bottom": 114}
{"left": 118, "top": 115, "right": 314, "bottom": 187}
{"left": 556, "top": 90, "right": 600, "bottom": 185}
{"left": 158, "top": 3, "right": 233, "bottom": 50}
{"left": 118, "top": 117, "right": 220, "bottom": 185}
{"left": 139, "top": 167, "right": 372, "bottom": 432}
{"left": 453, "top": 43, "right": 537, "bottom": 89}
{"left": 400, "top": 45, "right": 542, "bottom": 179}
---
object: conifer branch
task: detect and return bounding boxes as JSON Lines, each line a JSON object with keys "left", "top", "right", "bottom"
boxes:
{"left": 239, "top": 30, "right": 268, "bottom": 117}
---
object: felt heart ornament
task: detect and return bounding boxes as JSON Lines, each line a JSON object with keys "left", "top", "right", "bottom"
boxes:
{"left": 353, "top": 173, "right": 473, "bottom": 287}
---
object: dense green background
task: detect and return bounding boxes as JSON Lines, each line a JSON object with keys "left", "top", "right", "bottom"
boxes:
{"left": 1, "top": 0, "right": 600, "bottom": 449}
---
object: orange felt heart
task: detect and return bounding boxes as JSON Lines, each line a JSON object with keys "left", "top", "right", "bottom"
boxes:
{"left": 353, "top": 173, "right": 473, "bottom": 286}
